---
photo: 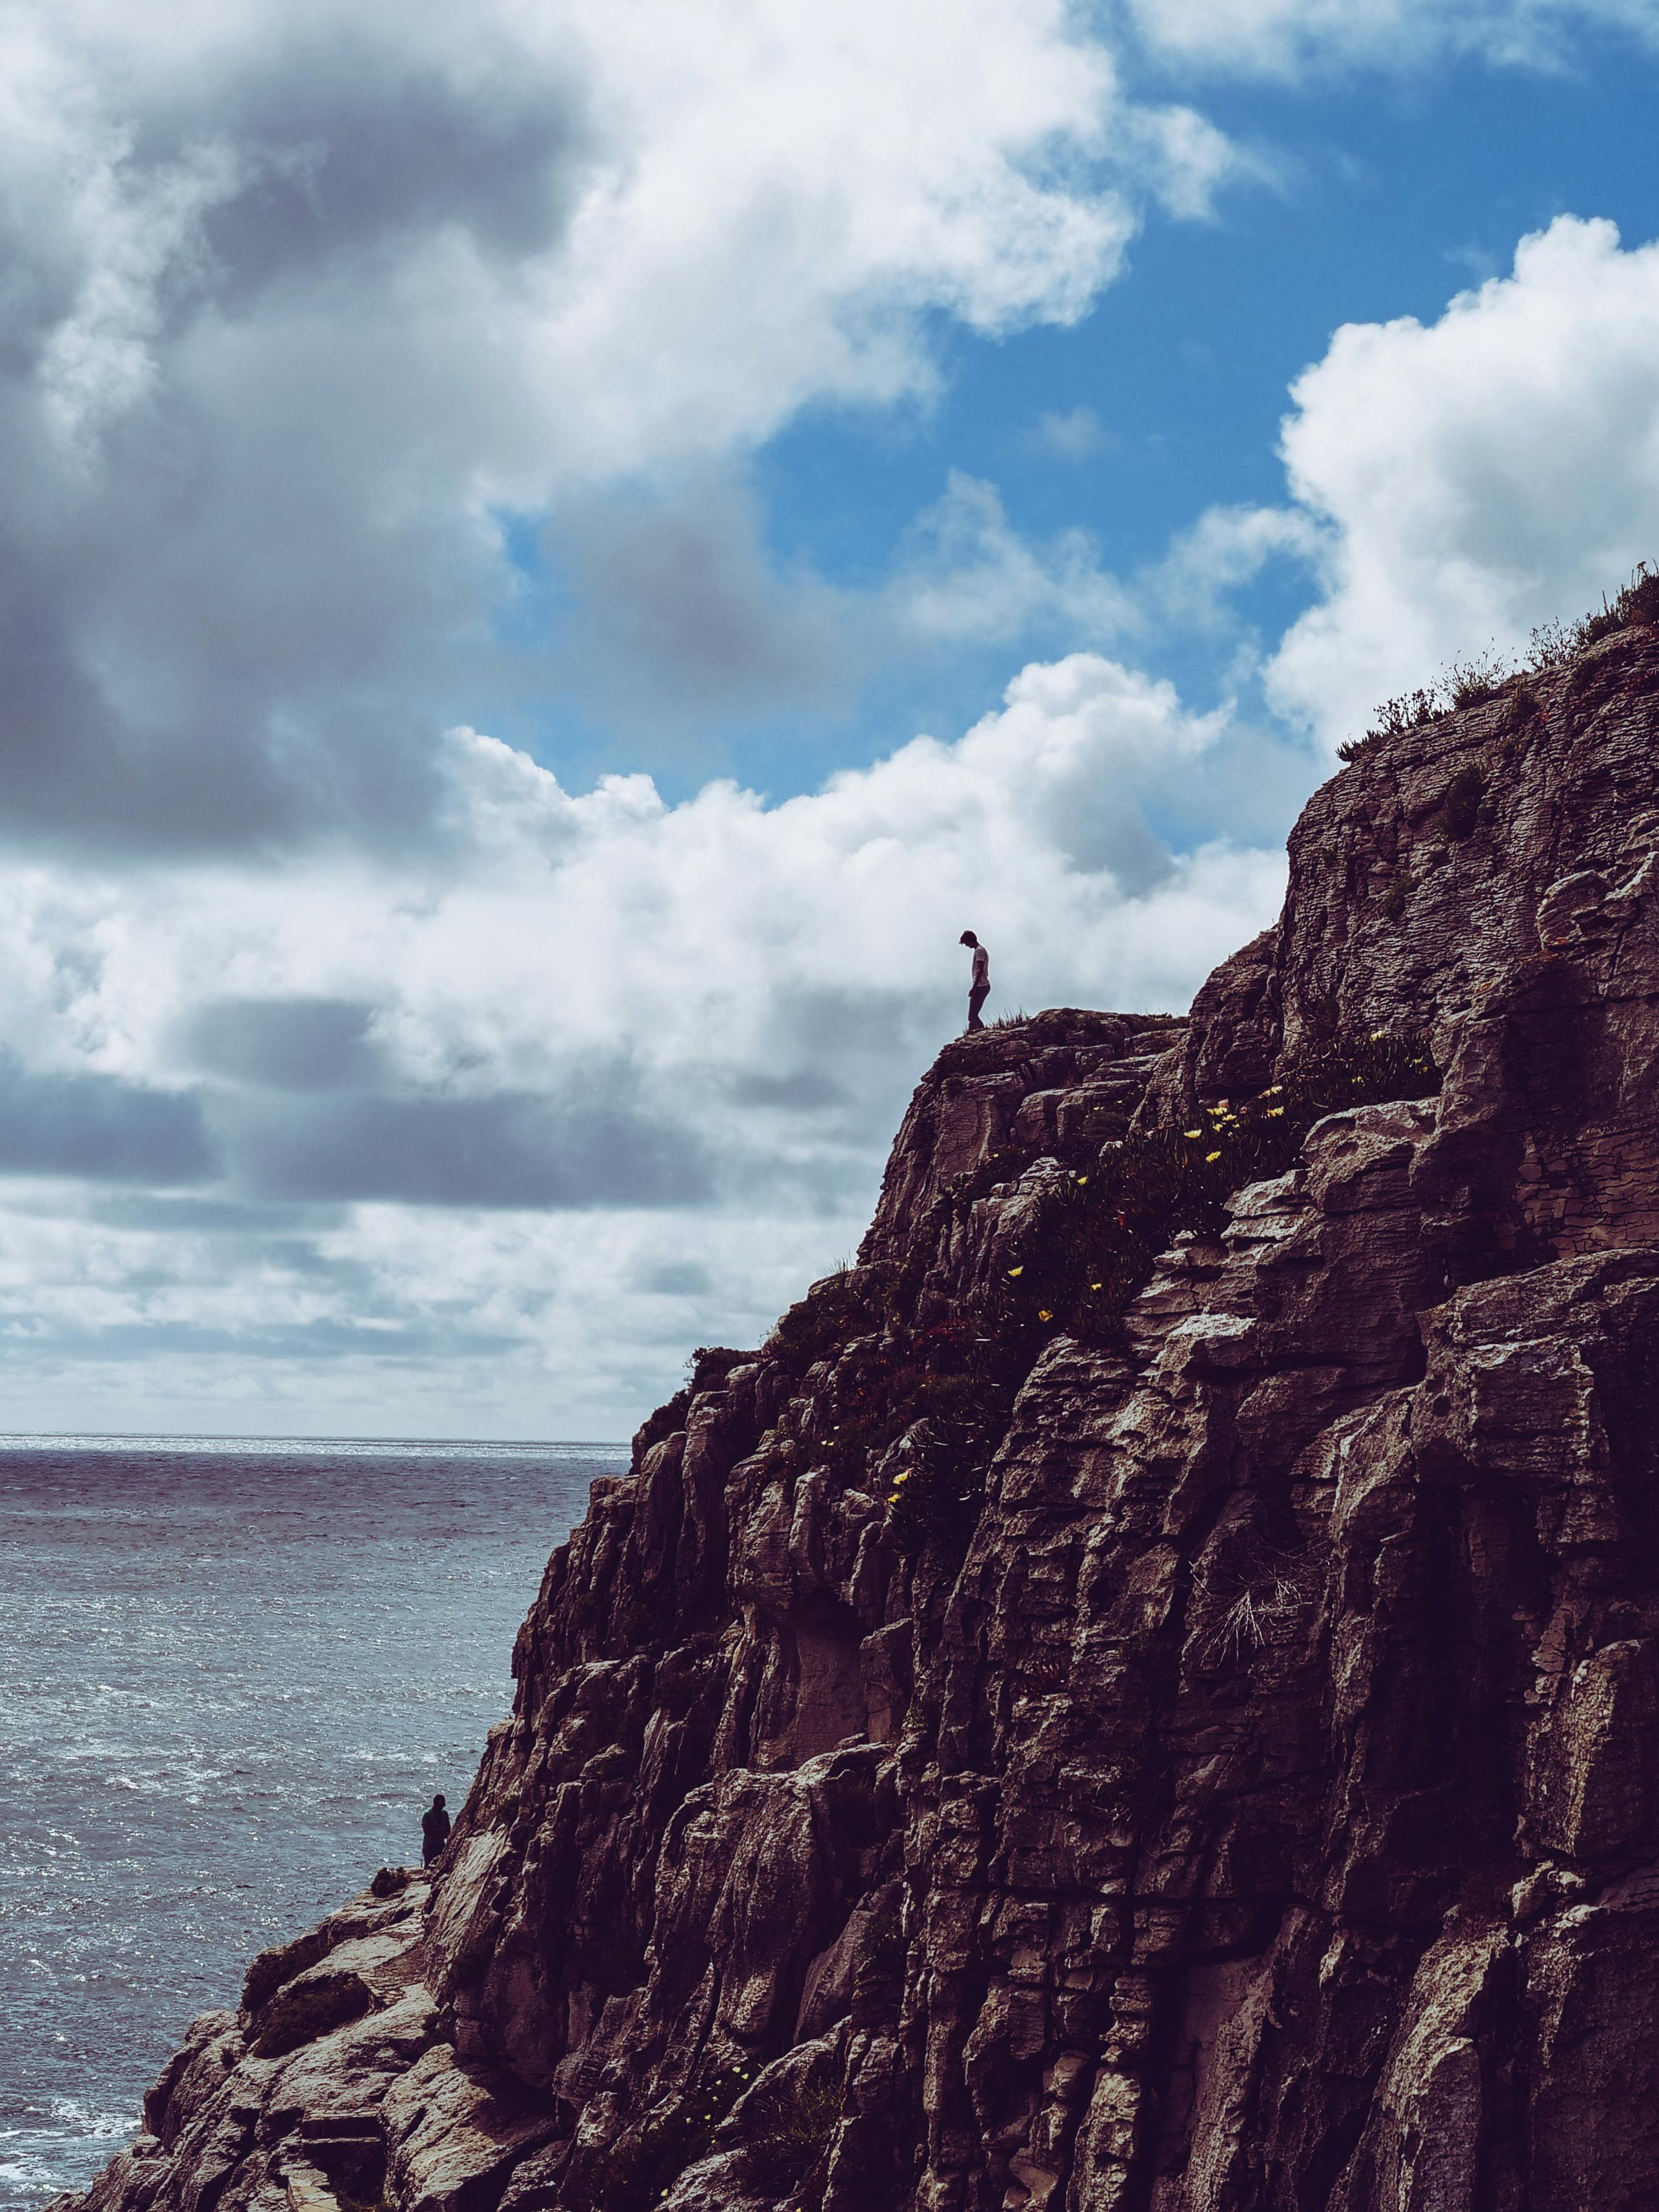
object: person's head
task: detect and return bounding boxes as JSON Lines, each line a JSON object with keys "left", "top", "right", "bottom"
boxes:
{"left": 432, "top": 1793, "right": 445, "bottom": 1809}
{"left": 960, "top": 930, "right": 978, "bottom": 948}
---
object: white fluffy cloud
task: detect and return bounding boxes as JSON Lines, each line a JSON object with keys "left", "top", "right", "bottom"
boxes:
{"left": 0, "top": 656, "right": 1283, "bottom": 1433}
{"left": 1260, "top": 217, "right": 1659, "bottom": 747}
{"left": 889, "top": 473, "right": 1133, "bottom": 648}
{"left": 1127, "top": 0, "right": 1659, "bottom": 76}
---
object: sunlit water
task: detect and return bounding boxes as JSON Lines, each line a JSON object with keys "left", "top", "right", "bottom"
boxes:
{"left": 0, "top": 1434, "right": 626, "bottom": 2211}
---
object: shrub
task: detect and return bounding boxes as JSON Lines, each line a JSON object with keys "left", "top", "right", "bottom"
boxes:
{"left": 882, "top": 1420, "right": 993, "bottom": 1559}
{"left": 686, "top": 1345, "right": 753, "bottom": 1393}
{"left": 653, "top": 1645, "right": 716, "bottom": 1713}
{"left": 1365, "top": 685, "right": 1444, "bottom": 742}
{"left": 1433, "top": 765, "right": 1487, "bottom": 840}
{"left": 856, "top": 1319, "right": 1023, "bottom": 1558}
{"left": 1446, "top": 649, "right": 1509, "bottom": 710}
{"left": 614, "top": 1596, "right": 658, "bottom": 1651}
{"left": 877, "top": 1032, "right": 1443, "bottom": 1559}
{"left": 632, "top": 1386, "right": 690, "bottom": 1461}
{"left": 767, "top": 1274, "right": 883, "bottom": 1371}
{"left": 1197, "top": 1538, "right": 1325, "bottom": 1667}
{"left": 739, "top": 2076, "right": 844, "bottom": 2197}
{"left": 982, "top": 1032, "right": 1441, "bottom": 1358}
{"left": 1624, "top": 561, "right": 1659, "bottom": 627}
{"left": 250, "top": 1972, "right": 371, "bottom": 2058}
{"left": 1530, "top": 560, "right": 1659, "bottom": 668}
{"left": 854, "top": 1893, "right": 907, "bottom": 1986}
{"left": 579, "top": 2064, "right": 758, "bottom": 2212}
{"left": 1351, "top": 560, "right": 1657, "bottom": 752}
{"left": 565, "top": 1588, "right": 604, "bottom": 1638}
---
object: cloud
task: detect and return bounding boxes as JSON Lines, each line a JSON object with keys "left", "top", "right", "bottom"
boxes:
{"left": 1142, "top": 501, "right": 1324, "bottom": 633}
{"left": 220, "top": 1082, "right": 716, "bottom": 1210}
{"left": 634, "top": 1258, "right": 715, "bottom": 1299}
{"left": 0, "top": 1051, "right": 215, "bottom": 1184}
{"left": 541, "top": 472, "right": 856, "bottom": 737}
{"left": 890, "top": 472, "right": 1132, "bottom": 647}
{"left": 0, "top": 0, "right": 1249, "bottom": 858}
{"left": 1027, "top": 406, "right": 1113, "bottom": 461}
{"left": 180, "top": 999, "right": 389, "bottom": 1091}
{"left": 1261, "top": 216, "right": 1659, "bottom": 747}
{"left": 1125, "top": 0, "right": 1659, "bottom": 77}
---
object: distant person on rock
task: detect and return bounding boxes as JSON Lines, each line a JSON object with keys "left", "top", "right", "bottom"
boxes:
{"left": 421, "top": 1793, "right": 450, "bottom": 1867}
{"left": 960, "top": 930, "right": 990, "bottom": 1031}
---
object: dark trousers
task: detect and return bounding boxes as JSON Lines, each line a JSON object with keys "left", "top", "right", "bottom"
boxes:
{"left": 967, "top": 983, "right": 989, "bottom": 1031}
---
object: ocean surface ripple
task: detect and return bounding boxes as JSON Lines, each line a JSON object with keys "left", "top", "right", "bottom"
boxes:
{"left": 0, "top": 1434, "right": 624, "bottom": 2211}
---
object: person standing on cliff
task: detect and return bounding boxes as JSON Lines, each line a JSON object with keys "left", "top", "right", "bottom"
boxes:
{"left": 960, "top": 930, "right": 990, "bottom": 1031}
{"left": 421, "top": 1793, "right": 451, "bottom": 1867}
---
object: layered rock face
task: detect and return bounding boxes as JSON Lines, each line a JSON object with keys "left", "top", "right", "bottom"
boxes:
{"left": 61, "top": 623, "right": 1659, "bottom": 2212}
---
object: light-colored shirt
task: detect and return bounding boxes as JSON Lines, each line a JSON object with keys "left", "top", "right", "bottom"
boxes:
{"left": 971, "top": 943, "right": 989, "bottom": 988}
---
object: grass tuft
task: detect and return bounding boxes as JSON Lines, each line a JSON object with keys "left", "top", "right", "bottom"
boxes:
{"left": 1336, "top": 561, "right": 1658, "bottom": 761}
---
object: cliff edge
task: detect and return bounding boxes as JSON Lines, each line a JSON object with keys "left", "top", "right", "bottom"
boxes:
{"left": 57, "top": 620, "right": 1659, "bottom": 2212}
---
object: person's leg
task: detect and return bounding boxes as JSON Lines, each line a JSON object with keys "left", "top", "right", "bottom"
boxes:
{"left": 967, "top": 983, "right": 989, "bottom": 1031}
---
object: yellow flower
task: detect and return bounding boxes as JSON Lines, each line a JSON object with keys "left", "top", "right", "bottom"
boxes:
{"left": 1265, "top": 1083, "right": 1282, "bottom": 1094}
{"left": 1371, "top": 1029, "right": 1385, "bottom": 1041}
{"left": 1206, "top": 1150, "right": 1222, "bottom": 1161}
{"left": 1266, "top": 1107, "right": 1285, "bottom": 1118}
{"left": 1038, "top": 1309, "right": 1052, "bottom": 1322}
{"left": 1007, "top": 1265, "right": 1023, "bottom": 1277}
{"left": 894, "top": 1471, "right": 909, "bottom": 1483}
{"left": 1090, "top": 1282, "right": 1102, "bottom": 1291}
{"left": 1184, "top": 1129, "right": 1202, "bottom": 1139}
{"left": 1075, "top": 1175, "right": 1088, "bottom": 1186}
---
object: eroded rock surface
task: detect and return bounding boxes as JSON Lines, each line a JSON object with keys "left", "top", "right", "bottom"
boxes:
{"left": 55, "top": 623, "right": 1659, "bottom": 2211}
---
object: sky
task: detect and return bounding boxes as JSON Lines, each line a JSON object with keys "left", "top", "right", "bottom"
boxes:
{"left": 3, "top": 0, "right": 1659, "bottom": 1440}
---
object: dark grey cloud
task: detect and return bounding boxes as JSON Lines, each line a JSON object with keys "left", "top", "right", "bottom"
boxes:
{"left": 0, "top": 1052, "right": 216, "bottom": 1184}
{"left": 0, "top": 1317, "right": 523, "bottom": 1363}
{"left": 634, "top": 1258, "right": 713, "bottom": 1297}
{"left": 0, "top": 32, "right": 596, "bottom": 861}
{"left": 179, "top": 998, "right": 388, "bottom": 1090}
{"left": 184, "top": 42, "right": 595, "bottom": 297}
{"left": 544, "top": 474, "right": 857, "bottom": 738}
{"left": 740, "top": 985, "right": 931, "bottom": 1145}
{"left": 219, "top": 1081, "right": 713, "bottom": 1208}
{"left": 728, "top": 1067, "right": 847, "bottom": 1111}
{"left": 87, "top": 1195, "right": 346, "bottom": 1234}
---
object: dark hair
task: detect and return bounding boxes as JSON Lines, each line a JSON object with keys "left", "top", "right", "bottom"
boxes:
{"left": 432, "top": 1793, "right": 446, "bottom": 1807}
{"left": 960, "top": 930, "right": 978, "bottom": 946}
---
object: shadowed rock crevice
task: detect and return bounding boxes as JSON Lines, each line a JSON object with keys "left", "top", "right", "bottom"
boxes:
{"left": 54, "top": 620, "right": 1659, "bottom": 2212}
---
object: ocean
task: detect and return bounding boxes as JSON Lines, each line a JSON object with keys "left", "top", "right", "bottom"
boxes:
{"left": 0, "top": 1434, "right": 627, "bottom": 2212}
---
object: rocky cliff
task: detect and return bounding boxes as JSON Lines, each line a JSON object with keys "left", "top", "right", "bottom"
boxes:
{"left": 58, "top": 618, "right": 1659, "bottom": 2212}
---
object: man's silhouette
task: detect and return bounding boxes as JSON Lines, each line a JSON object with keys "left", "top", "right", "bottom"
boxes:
{"left": 960, "top": 930, "right": 990, "bottom": 1031}
{"left": 421, "top": 1793, "right": 451, "bottom": 1867}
